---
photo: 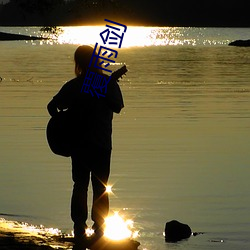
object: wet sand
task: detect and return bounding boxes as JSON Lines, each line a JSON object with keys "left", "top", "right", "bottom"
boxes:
{"left": 0, "top": 219, "right": 69, "bottom": 249}
{"left": 0, "top": 229, "right": 56, "bottom": 249}
{"left": 0, "top": 219, "right": 140, "bottom": 250}
{"left": 0, "top": 234, "right": 53, "bottom": 250}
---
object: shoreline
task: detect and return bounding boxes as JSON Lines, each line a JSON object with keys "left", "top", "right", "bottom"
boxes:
{"left": 0, "top": 31, "right": 46, "bottom": 41}
{"left": 0, "top": 218, "right": 72, "bottom": 249}
{"left": 0, "top": 218, "right": 140, "bottom": 250}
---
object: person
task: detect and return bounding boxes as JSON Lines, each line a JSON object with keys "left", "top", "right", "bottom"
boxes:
{"left": 47, "top": 45, "right": 124, "bottom": 244}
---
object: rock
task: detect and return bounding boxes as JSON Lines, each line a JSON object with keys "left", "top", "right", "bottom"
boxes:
{"left": 228, "top": 39, "right": 250, "bottom": 47}
{"left": 90, "top": 238, "right": 140, "bottom": 250}
{"left": 164, "top": 220, "right": 192, "bottom": 242}
{"left": 0, "top": 31, "right": 46, "bottom": 41}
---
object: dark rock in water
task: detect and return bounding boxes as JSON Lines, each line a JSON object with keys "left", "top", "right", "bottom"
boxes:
{"left": 0, "top": 31, "right": 45, "bottom": 41}
{"left": 164, "top": 220, "right": 192, "bottom": 242}
{"left": 228, "top": 39, "right": 250, "bottom": 47}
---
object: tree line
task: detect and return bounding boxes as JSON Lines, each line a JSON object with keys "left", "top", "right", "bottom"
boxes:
{"left": 0, "top": 0, "right": 249, "bottom": 27}
{"left": 0, "top": 0, "right": 131, "bottom": 26}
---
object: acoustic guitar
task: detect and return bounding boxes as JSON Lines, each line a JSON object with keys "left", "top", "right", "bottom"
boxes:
{"left": 46, "top": 65, "right": 127, "bottom": 157}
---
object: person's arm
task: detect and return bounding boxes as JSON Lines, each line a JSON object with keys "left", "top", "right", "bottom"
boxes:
{"left": 47, "top": 99, "right": 58, "bottom": 117}
{"left": 47, "top": 81, "right": 72, "bottom": 116}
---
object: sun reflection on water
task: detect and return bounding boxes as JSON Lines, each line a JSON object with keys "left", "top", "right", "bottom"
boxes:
{"left": 55, "top": 26, "right": 198, "bottom": 47}
{"left": 50, "top": 26, "right": 231, "bottom": 47}
{"left": 104, "top": 211, "right": 139, "bottom": 241}
{"left": 57, "top": 26, "right": 101, "bottom": 45}
{"left": 17, "top": 26, "right": 233, "bottom": 47}
{"left": 0, "top": 218, "right": 62, "bottom": 237}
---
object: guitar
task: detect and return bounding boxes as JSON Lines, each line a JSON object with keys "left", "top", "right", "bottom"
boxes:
{"left": 46, "top": 65, "right": 127, "bottom": 157}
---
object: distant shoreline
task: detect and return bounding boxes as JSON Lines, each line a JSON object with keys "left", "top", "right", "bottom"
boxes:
{"left": 1, "top": 24, "right": 250, "bottom": 28}
{"left": 0, "top": 31, "right": 46, "bottom": 41}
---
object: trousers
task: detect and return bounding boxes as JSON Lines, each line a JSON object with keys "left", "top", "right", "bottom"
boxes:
{"left": 70, "top": 147, "right": 111, "bottom": 236}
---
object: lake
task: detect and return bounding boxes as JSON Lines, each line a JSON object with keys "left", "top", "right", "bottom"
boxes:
{"left": 0, "top": 26, "right": 250, "bottom": 249}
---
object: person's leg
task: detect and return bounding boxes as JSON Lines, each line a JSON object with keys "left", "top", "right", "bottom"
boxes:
{"left": 71, "top": 150, "right": 90, "bottom": 238}
{"left": 91, "top": 149, "right": 111, "bottom": 234}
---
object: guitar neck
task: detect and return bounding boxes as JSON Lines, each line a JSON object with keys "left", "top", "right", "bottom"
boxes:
{"left": 110, "top": 65, "right": 127, "bottom": 82}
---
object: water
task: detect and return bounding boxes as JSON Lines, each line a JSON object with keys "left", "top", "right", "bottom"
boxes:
{"left": 0, "top": 27, "right": 250, "bottom": 250}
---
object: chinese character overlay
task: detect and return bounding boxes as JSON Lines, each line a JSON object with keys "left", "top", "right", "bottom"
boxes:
{"left": 89, "top": 43, "right": 118, "bottom": 73}
{"left": 100, "top": 19, "right": 127, "bottom": 48}
{"left": 81, "top": 69, "right": 111, "bottom": 98}
{"left": 81, "top": 19, "right": 127, "bottom": 98}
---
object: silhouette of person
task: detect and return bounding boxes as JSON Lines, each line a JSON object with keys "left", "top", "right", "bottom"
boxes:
{"left": 47, "top": 45, "right": 124, "bottom": 244}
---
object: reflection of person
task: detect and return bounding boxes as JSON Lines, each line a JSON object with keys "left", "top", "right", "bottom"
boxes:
{"left": 47, "top": 45, "right": 124, "bottom": 243}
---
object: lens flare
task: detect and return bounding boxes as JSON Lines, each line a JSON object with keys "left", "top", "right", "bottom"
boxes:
{"left": 85, "top": 227, "right": 95, "bottom": 237}
{"left": 105, "top": 185, "right": 113, "bottom": 193}
{"left": 104, "top": 212, "right": 138, "bottom": 241}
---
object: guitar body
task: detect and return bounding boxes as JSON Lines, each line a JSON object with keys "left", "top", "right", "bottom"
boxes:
{"left": 46, "top": 110, "right": 72, "bottom": 157}
{"left": 46, "top": 65, "right": 127, "bottom": 157}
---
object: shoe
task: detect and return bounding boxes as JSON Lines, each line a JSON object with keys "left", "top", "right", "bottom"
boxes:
{"left": 94, "top": 228, "right": 104, "bottom": 238}
{"left": 74, "top": 234, "right": 90, "bottom": 250}
{"left": 74, "top": 223, "right": 88, "bottom": 237}
{"left": 73, "top": 242, "right": 86, "bottom": 250}
{"left": 91, "top": 226, "right": 104, "bottom": 244}
{"left": 73, "top": 223, "right": 89, "bottom": 249}
{"left": 92, "top": 223, "right": 104, "bottom": 235}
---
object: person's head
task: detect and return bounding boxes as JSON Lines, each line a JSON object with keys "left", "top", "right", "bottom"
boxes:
{"left": 74, "top": 45, "right": 102, "bottom": 76}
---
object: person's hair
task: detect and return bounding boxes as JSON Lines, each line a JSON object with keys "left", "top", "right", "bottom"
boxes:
{"left": 74, "top": 45, "right": 102, "bottom": 76}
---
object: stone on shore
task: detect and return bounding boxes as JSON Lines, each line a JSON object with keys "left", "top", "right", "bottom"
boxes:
{"left": 164, "top": 220, "right": 192, "bottom": 242}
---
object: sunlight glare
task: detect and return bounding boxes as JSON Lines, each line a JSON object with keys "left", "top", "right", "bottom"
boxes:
{"left": 56, "top": 26, "right": 182, "bottom": 47}
{"left": 57, "top": 26, "right": 102, "bottom": 45}
{"left": 0, "top": 218, "right": 61, "bottom": 237}
{"left": 105, "top": 185, "right": 113, "bottom": 194}
{"left": 49, "top": 26, "right": 221, "bottom": 47}
{"left": 85, "top": 227, "right": 95, "bottom": 237}
{"left": 104, "top": 212, "right": 138, "bottom": 241}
